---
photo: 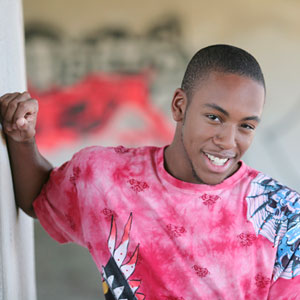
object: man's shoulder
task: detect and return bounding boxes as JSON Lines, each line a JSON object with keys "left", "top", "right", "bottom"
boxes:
{"left": 247, "top": 171, "right": 300, "bottom": 213}
{"left": 248, "top": 173, "right": 300, "bottom": 282}
{"left": 248, "top": 171, "right": 300, "bottom": 201}
{"left": 71, "top": 145, "right": 161, "bottom": 165}
{"left": 246, "top": 170, "right": 300, "bottom": 246}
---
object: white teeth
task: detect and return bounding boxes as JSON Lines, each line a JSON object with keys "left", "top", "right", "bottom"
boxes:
{"left": 205, "top": 153, "right": 229, "bottom": 166}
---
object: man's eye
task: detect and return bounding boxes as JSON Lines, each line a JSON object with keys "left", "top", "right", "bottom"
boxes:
{"left": 241, "top": 123, "right": 255, "bottom": 130}
{"left": 206, "top": 114, "right": 220, "bottom": 122}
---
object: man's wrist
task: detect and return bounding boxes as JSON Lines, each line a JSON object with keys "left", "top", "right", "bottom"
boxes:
{"left": 6, "top": 135, "right": 36, "bottom": 147}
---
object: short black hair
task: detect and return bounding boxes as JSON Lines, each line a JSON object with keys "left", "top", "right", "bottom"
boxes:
{"left": 181, "top": 44, "right": 265, "bottom": 99}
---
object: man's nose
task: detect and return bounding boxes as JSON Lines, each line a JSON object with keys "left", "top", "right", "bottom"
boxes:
{"left": 213, "top": 124, "right": 237, "bottom": 149}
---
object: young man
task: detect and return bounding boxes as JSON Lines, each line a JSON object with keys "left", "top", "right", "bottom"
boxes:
{"left": 1, "top": 45, "right": 299, "bottom": 299}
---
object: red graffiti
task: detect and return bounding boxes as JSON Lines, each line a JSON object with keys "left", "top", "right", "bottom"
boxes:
{"left": 29, "top": 73, "right": 173, "bottom": 153}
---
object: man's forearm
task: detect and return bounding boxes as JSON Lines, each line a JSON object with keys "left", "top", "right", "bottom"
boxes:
{"left": 7, "top": 137, "right": 53, "bottom": 218}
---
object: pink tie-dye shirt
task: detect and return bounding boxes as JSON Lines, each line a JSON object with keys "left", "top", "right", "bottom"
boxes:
{"left": 33, "top": 146, "right": 300, "bottom": 300}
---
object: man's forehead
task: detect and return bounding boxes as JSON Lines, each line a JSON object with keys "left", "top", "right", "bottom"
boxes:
{"left": 191, "top": 71, "right": 265, "bottom": 97}
{"left": 196, "top": 70, "right": 263, "bottom": 87}
{"left": 188, "top": 72, "right": 265, "bottom": 117}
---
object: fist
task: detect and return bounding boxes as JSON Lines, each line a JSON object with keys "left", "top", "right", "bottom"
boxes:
{"left": 0, "top": 91, "right": 38, "bottom": 142}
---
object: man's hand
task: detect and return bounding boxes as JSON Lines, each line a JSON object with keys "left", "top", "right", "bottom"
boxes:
{"left": 0, "top": 91, "right": 38, "bottom": 142}
{"left": 0, "top": 91, "right": 49, "bottom": 218}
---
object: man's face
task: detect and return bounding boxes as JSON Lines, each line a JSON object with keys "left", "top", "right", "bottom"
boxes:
{"left": 171, "top": 71, "right": 265, "bottom": 185}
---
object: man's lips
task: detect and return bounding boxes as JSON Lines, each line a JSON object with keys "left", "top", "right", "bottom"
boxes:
{"left": 203, "top": 151, "right": 236, "bottom": 167}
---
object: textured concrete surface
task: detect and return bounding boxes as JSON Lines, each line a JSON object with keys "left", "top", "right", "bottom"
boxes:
{"left": 0, "top": 0, "right": 36, "bottom": 299}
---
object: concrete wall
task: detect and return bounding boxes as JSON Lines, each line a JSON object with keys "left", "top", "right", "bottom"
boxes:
{"left": 0, "top": 1, "right": 36, "bottom": 299}
{"left": 23, "top": 1, "right": 300, "bottom": 299}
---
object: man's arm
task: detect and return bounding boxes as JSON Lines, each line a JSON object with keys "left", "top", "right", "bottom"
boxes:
{"left": 0, "top": 91, "right": 53, "bottom": 218}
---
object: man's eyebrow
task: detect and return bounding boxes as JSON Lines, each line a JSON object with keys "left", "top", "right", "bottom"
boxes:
{"left": 242, "top": 116, "right": 261, "bottom": 123}
{"left": 204, "top": 103, "right": 229, "bottom": 116}
{"left": 204, "top": 103, "right": 261, "bottom": 123}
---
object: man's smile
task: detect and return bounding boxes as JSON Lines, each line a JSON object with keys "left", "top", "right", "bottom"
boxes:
{"left": 202, "top": 151, "right": 236, "bottom": 174}
{"left": 204, "top": 153, "right": 230, "bottom": 166}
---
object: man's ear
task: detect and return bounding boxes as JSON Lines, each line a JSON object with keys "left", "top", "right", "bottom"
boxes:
{"left": 171, "top": 88, "right": 188, "bottom": 122}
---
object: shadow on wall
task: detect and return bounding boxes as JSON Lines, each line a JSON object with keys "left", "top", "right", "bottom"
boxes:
{"left": 34, "top": 222, "right": 103, "bottom": 300}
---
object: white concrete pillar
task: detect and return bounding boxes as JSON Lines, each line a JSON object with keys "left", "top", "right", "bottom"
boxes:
{"left": 0, "top": 1, "right": 36, "bottom": 299}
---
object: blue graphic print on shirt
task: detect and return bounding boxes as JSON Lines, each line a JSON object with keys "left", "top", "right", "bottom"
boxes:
{"left": 246, "top": 173, "right": 300, "bottom": 281}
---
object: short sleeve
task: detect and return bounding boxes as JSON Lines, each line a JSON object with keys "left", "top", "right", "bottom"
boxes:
{"left": 33, "top": 150, "right": 89, "bottom": 247}
{"left": 268, "top": 213, "right": 300, "bottom": 299}
{"left": 268, "top": 276, "right": 300, "bottom": 300}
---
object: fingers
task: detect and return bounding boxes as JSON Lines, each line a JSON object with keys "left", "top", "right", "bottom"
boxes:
{"left": 12, "top": 98, "right": 38, "bottom": 129}
{"left": 0, "top": 93, "right": 22, "bottom": 130}
{"left": 5, "top": 93, "right": 30, "bottom": 124}
{"left": 0, "top": 91, "right": 38, "bottom": 141}
{"left": 0, "top": 91, "right": 37, "bottom": 129}
{"left": 0, "top": 93, "right": 19, "bottom": 121}
{"left": 16, "top": 117, "right": 27, "bottom": 127}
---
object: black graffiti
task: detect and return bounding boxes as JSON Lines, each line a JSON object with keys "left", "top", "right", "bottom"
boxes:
{"left": 25, "top": 16, "right": 188, "bottom": 90}
{"left": 59, "top": 99, "right": 118, "bottom": 133}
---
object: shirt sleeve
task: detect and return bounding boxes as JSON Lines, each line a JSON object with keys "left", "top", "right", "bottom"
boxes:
{"left": 268, "top": 276, "right": 300, "bottom": 300}
{"left": 33, "top": 150, "right": 88, "bottom": 247}
{"left": 268, "top": 214, "right": 300, "bottom": 299}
